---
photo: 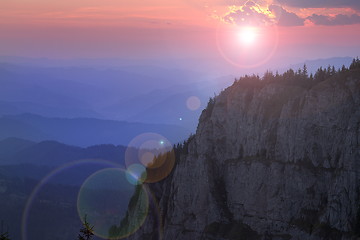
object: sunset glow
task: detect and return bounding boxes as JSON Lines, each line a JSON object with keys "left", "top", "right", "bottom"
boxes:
{"left": 1, "top": 1, "right": 360, "bottom": 238}
{"left": 0, "top": 0, "right": 359, "bottom": 67}
{"left": 238, "top": 26, "right": 258, "bottom": 46}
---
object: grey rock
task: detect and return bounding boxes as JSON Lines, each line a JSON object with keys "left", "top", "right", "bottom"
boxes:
{"left": 128, "top": 71, "right": 360, "bottom": 240}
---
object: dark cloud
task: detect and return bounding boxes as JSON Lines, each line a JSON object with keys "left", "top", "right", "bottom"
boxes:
{"left": 275, "top": 0, "right": 360, "bottom": 10}
{"left": 308, "top": 13, "right": 360, "bottom": 25}
{"left": 269, "top": 5, "right": 304, "bottom": 26}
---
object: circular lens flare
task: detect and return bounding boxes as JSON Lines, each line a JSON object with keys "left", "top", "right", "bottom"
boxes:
{"left": 126, "top": 164, "right": 147, "bottom": 185}
{"left": 77, "top": 168, "right": 149, "bottom": 239}
{"left": 21, "top": 159, "right": 122, "bottom": 240}
{"left": 216, "top": 22, "right": 279, "bottom": 68}
{"left": 125, "top": 133, "right": 176, "bottom": 183}
{"left": 186, "top": 96, "right": 201, "bottom": 111}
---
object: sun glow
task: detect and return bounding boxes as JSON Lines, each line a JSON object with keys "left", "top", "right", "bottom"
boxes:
{"left": 216, "top": 23, "right": 279, "bottom": 68}
{"left": 238, "top": 26, "right": 258, "bottom": 45}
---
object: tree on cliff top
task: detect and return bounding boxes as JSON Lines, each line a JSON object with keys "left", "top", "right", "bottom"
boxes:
{"left": 350, "top": 57, "right": 360, "bottom": 70}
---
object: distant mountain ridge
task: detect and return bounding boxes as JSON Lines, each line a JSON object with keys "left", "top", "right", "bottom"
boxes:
{"left": 0, "top": 137, "right": 126, "bottom": 166}
{"left": 0, "top": 113, "right": 191, "bottom": 147}
{"left": 287, "top": 56, "right": 353, "bottom": 74}
{"left": 0, "top": 60, "right": 212, "bottom": 125}
{"left": 0, "top": 136, "right": 129, "bottom": 240}
{"left": 0, "top": 137, "right": 36, "bottom": 160}
{"left": 0, "top": 56, "right": 354, "bottom": 132}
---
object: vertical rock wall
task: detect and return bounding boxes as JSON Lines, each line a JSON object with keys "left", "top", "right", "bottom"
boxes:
{"left": 128, "top": 70, "right": 360, "bottom": 240}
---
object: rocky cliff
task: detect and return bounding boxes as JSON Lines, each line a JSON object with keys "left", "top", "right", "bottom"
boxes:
{"left": 128, "top": 65, "right": 360, "bottom": 240}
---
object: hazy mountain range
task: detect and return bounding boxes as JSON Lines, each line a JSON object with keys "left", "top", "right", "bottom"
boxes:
{"left": 0, "top": 56, "right": 353, "bottom": 147}
{"left": 0, "top": 58, "right": 230, "bottom": 125}
{"left": 0, "top": 57, "right": 358, "bottom": 240}
{"left": 0, "top": 114, "right": 192, "bottom": 147}
{"left": 0, "top": 56, "right": 352, "bottom": 126}
{"left": 0, "top": 137, "right": 128, "bottom": 240}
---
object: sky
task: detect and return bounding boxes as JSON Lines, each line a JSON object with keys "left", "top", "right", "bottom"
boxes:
{"left": 1, "top": 0, "right": 360, "bottom": 69}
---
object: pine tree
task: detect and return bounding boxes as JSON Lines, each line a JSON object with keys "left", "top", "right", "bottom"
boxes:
{"left": 331, "top": 66, "right": 336, "bottom": 75}
{"left": 314, "top": 67, "right": 325, "bottom": 81}
{"left": 309, "top": 73, "right": 313, "bottom": 81}
{"left": 78, "top": 215, "right": 94, "bottom": 240}
{"left": 302, "top": 64, "right": 308, "bottom": 77}
{"left": 341, "top": 64, "right": 347, "bottom": 72}
{"left": 283, "top": 68, "right": 295, "bottom": 81}
{"left": 350, "top": 57, "right": 360, "bottom": 70}
{"left": 0, "top": 221, "right": 10, "bottom": 240}
{"left": 0, "top": 233, "right": 10, "bottom": 240}
{"left": 263, "top": 70, "right": 274, "bottom": 82}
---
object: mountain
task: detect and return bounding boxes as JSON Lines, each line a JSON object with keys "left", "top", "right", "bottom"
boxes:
{"left": 126, "top": 60, "right": 360, "bottom": 239}
{"left": 1, "top": 56, "right": 352, "bottom": 131}
{"left": 0, "top": 114, "right": 191, "bottom": 147}
{"left": 287, "top": 56, "right": 353, "bottom": 74}
{"left": 0, "top": 138, "right": 126, "bottom": 167}
{"left": 0, "top": 137, "right": 36, "bottom": 160}
{"left": 0, "top": 138, "right": 127, "bottom": 181}
{"left": 0, "top": 61, "right": 214, "bottom": 123}
{"left": 0, "top": 138, "right": 130, "bottom": 240}
{"left": 102, "top": 75, "right": 234, "bottom": 129}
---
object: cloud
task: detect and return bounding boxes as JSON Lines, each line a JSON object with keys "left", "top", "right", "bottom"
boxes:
{"left": 219, "top": 1, "right": 360, "bottom": 27}
{"left": 221, "top": 0, "right": 282, "bottom": 26}
{"left": 269, "top": 5, "right": 304, "bottom": 26}
{"left": 221, "top": 2, "right": 305, "bottom": 27}
{"left": 307, "top": 13, "right": 360, "bottom": 25}
{"left": 275, "top": 0, "right": 360, "bottom": 10}
{"left": 222, "top": 5, "right": 274, "bottom": 26}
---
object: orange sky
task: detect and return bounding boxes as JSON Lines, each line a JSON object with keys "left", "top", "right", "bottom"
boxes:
{"left": 1, "top": 0, "right": 359, "bottom": 66}
{"left": 0, "top": 0, "right": 207, "bottom": 27}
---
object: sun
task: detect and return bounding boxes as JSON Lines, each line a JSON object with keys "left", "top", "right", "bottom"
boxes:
{"left": 238, "top": 26, "right": 258, "bottom": 45}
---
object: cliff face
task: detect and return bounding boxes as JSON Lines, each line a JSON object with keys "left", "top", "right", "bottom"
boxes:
{"left": 129, "top": 69, "right": 360, "bottom": 240}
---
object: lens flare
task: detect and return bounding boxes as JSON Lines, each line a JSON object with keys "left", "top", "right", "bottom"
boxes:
{"left": 186, "top": 96, "right": 201, "bottom": 111}
{"left": 126, "top": 164, "right": 147, "bottom": 185}
{"left": 77, "top": 168, "right": 149, "bottom": 239}
{"left": 125, "top": 133, "right": 176, "bottom": 183}
{"left": 216, "top": 22, "right": 279, "bottom": 68}
{"left": 21, "top": 159, "right": 122, "bottom": 240}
